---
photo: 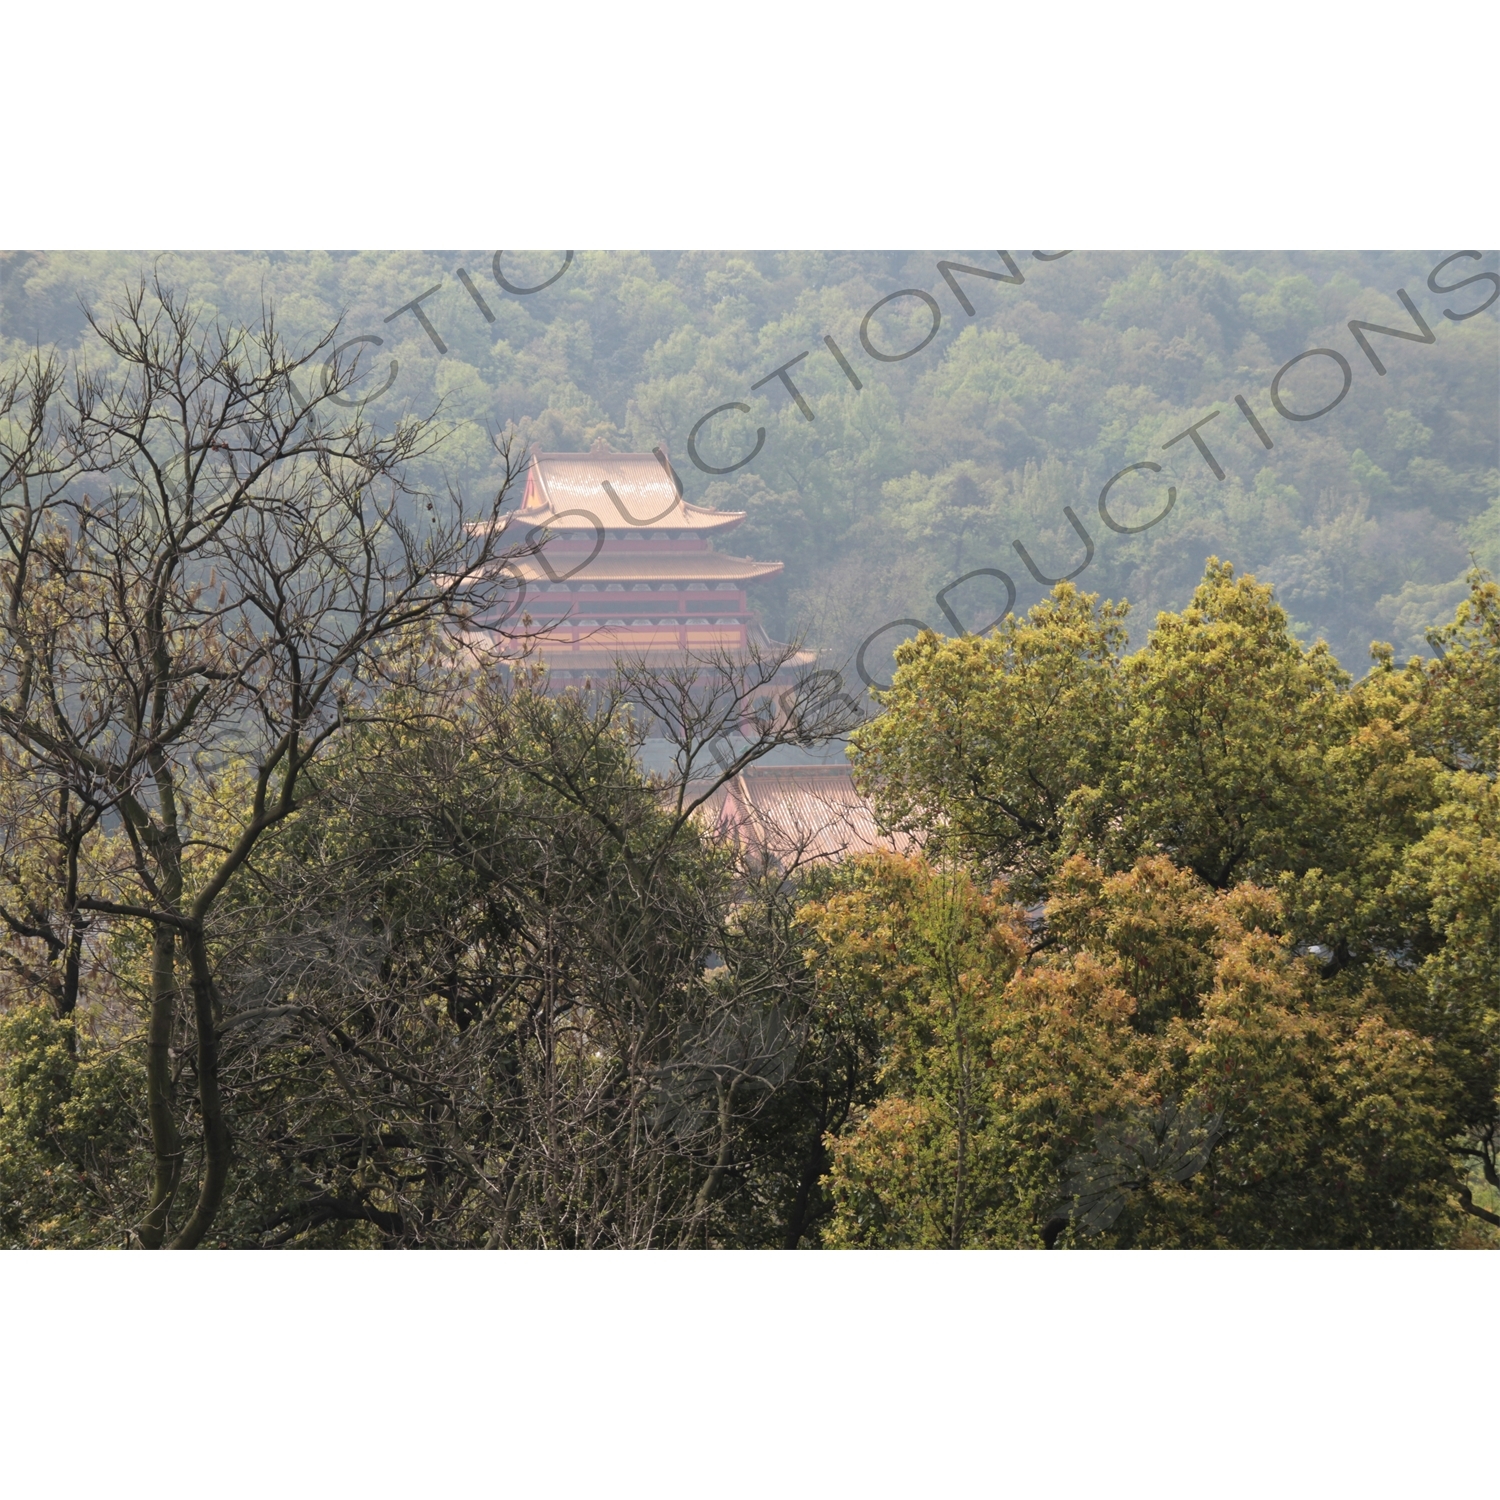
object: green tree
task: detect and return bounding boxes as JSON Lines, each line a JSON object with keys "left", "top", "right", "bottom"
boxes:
{"left": 1109, "top": 559, "right": 1351, "bottom": 890}
{"left": 804, "top": 855, "right": 1031, "bottom": 1248}
{"left": 0, "top": 1002, "right": 148, "bottom": 1247}
{"left": 0, "top": 279, "right": 530, "bottom": 1247}
{"left": 812, "top": 852, "right": 1465, "bottom": 1248}
{"left": 848, "top": 582, "right": 1128, "bottom": 898}
{"left": 838, "top": 561, "right": 1499, "bottom": 1245}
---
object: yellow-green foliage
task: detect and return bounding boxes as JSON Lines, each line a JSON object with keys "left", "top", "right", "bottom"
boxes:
{"left": 812, "top": 854, "right": 1462, "bottom": 1248}
{"left": 0, "top": 1003, "right": 148, "bottom": 1247}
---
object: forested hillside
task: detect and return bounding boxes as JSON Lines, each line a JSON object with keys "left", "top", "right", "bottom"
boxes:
{"left": 4, "top": 249, "right": 1495, "bottom": 674}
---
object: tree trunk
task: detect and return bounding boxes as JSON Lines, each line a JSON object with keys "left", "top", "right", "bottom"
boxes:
{"left": 1458, "top": 1186, "right": 1500, "bottom": 1229}
{"left": 949, "top": 980, "right": 969, "bottom": 1250}
{"left": 138, "top": 922, "right": 183, "bottom": 1249}
{"left": 170, "top": 927, "right": 232, "bottom": 1248}
{"left": 60, "top": 911, "right": 83, "bottom": 1021}
{"left": 56, "top": 789, "right": 84, "bottom": 1026}
{"left": 783, "top": 1102, "right": 828, "bottom": 1249}
{"left": 681, "top": 1078, "right": 738, "bottom": 1247}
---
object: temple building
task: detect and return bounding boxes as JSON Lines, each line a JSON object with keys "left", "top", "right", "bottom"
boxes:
{"left": 699, "top": 763, "right": 918, "bottom": 869}
{"left": 475, "top": 443, "right": 901, "bottom": 867}
{"left": 486, "top": 442, "right": 812, "bottom": 683}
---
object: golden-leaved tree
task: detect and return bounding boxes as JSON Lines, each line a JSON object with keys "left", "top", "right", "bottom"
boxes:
{"left": 812, "top": 853, "right": 1459, "bottom": 1248}
{"left": 831, "top": 560, "right": 1499, "bottom": 1245}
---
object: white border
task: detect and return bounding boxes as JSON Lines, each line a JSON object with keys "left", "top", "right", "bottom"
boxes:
{"left": 7, "top": 2, "right": 1498, "bottom": 246}
{"left": 1, "top": 1250, "right": 1493, "bottom": 1496}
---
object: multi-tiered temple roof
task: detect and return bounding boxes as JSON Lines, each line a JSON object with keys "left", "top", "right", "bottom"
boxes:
{"left": 488, "top": 444, "right": 811, "bottom": 681}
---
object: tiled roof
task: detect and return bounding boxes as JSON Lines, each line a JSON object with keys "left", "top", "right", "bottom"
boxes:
{"left": 519, "top": 448, "right": 745, "bottom": 533}
{"left": 701, "top": 765, "right": 918, "bottom": 867}
{"left": 458, "top": 631, "right": 816, "bottom": 676}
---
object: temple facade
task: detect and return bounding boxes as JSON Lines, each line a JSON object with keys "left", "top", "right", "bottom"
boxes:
{"left": 485, "top": 443, "right": 812, "bottom": 682}
{"left": 475, "top": 444, "right": 896, "bottom": 867}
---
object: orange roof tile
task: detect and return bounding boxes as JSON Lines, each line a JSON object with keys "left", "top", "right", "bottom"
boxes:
{"left": 701, "top": 765, "right": 918, "bottom": 867}
{"left": 518, "top": 448, "right": 745, "bottom": 533}
{"left": 458, "top": 631, "right": 816, "bottom": 676}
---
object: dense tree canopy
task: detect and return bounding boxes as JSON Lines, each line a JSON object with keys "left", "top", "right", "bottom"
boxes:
{"left": 4, "top": 249, "right": 1495, "bottom": 676}
{"left": 810, "top": 852, "right": 1460, "bottom": 1249}
{"left": 836, "top": 564, "right": 1499, "bottom": 1245}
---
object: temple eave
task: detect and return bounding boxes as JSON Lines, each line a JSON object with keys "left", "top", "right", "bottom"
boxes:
{"left": 507, "top": 556, "right": 784, "bottom": 585}
{"left": 510, "top": 500, "right": 746, "bottom": 533}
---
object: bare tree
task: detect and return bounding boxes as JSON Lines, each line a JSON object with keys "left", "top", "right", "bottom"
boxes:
{"left": 464, "top": 644, "right": 863, "bottom": 1245}
{"left": 178, "top": 641, "right": 860, "bottom": 1248}
{"left": 0, "top": 349, "right": 104, "bottom": 1023}
{"left": 0, "top": 275, "right": 533, "bottom": 1247}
